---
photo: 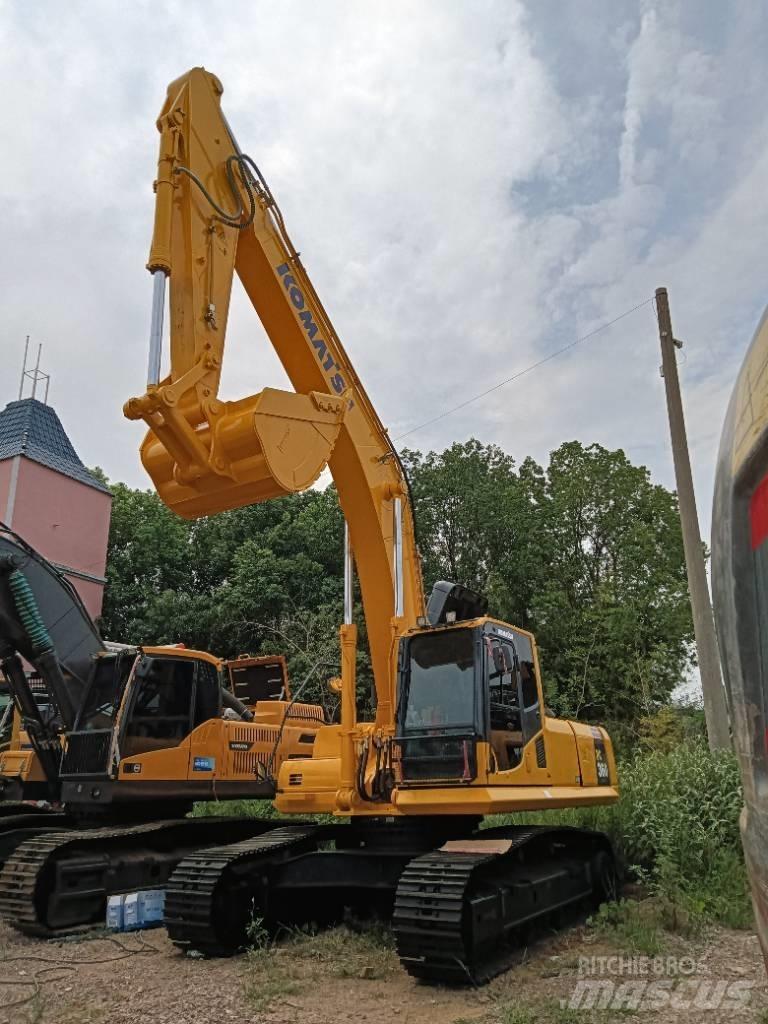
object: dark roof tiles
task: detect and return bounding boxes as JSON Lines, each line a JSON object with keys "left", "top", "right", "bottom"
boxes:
{"left": 0, "top": 398, "right": 111, "bottom": 494}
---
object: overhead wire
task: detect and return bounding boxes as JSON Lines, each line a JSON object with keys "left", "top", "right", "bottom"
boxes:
{"left": 393, "top": 296, "right": 655, "bottom": 444}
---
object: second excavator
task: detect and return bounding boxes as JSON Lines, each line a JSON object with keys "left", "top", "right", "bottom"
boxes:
{"left": 122, "top": 67, "right": 620, "bottom": 983}
{"left": 0, "top": 523, "right": 326, "bottom": 934}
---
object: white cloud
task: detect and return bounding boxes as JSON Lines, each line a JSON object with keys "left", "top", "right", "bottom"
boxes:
{"left": 0, "top": 0, "right": 765, "bottom": 561}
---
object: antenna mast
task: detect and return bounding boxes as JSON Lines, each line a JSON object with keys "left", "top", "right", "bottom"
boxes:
{"left": 18, "top": 337, "right": 51, "bottom": 403}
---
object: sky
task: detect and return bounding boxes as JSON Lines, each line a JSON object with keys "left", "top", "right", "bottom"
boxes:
{"left": 1, "top": 0, "right": 767, "bottom": 541}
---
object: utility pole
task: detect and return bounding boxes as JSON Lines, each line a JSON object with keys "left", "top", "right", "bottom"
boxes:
{"left": 656, "top": 286, "right": 730, "bottom": 750}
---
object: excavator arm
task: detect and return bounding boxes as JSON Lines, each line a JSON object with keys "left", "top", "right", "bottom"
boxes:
{"left": 124, "top": 68, "right": 425, "bottom": 724}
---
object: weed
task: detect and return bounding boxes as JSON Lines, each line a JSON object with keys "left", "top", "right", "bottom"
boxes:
{"left": 548, "top": 1007, "right": 583, "bottom": 1024}
{"left": 494, "top": 1001, "right": 588, "bottom": 1024}
{"left": 288, "top": 922, "right": 397, "bottom": 979}
{"left": 498, "top": 1006, "right": 538, "bottom": 1024}
{"left": 191, "top": 799, "right": 281, "bottom": 819}
{"left": 190, "top": 799, "right": 345, "bottom": 827}
{"left": 242, "top": 957, "right": 300, "bottom": 1014}
{"left": 588, "top": 899, "right": 663, "bottom": 956}
{"left": 241, "top": 926, "right": 302, "bottom": 1013}
{"left": 246, "top": 914, "right": 271, "bottom": 950}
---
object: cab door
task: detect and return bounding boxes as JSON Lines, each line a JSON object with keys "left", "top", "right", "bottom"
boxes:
{"left": 485, "top": 629, "right": 546, "bottom": 781}
{"left": 117, "top": 654, "right": 195, "bottom": 781}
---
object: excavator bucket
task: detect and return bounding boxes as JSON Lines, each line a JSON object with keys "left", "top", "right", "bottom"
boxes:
{"left": 139, "top": 387, "right": 346, "bottom": 519}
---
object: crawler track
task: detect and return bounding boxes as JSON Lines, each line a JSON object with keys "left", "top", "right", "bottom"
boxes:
{"left": 0, "top": 809, "right": 73, "bottom": 866}
{"left": 165, "top": 825, "right": 321, "bottom": 955}
{"left": 0, "top": 816, "right": 284, "bottom": 937}
{"left": 393, "top": 826, "right": 615, "bottom": 984}
{"left": 162, "top": 820, "right": 615, "bottom": 985}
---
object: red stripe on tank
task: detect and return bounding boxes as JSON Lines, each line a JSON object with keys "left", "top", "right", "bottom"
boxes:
{"left": 750, "top": 473, "right": 768, "bottom": 550}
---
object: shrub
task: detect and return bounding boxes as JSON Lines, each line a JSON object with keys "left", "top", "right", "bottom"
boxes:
{"left": 485, "top": 739, "right": 751, "bottom": 930}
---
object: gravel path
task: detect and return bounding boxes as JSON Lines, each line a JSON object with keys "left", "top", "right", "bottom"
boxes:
{"left": 1, "top": 913, "right": 767, "bottom": 1023}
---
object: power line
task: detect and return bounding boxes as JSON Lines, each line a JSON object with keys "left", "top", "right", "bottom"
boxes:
{"left": 393, "top": 296, "right": 655, "bottom": 444}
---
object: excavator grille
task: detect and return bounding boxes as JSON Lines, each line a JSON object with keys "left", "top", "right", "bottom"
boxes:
{"left": 286, "top": 703, "right": 325, "bottom": 723}
{"left": 60, "top": 730, "right": 113, "bottom": 777}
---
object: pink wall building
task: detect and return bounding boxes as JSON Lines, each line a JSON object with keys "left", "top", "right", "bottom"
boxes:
{"left": 0, "top": 398, "right": 112, "bottom": 620}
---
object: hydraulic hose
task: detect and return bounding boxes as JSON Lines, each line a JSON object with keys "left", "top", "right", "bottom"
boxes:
{"left": 0, "top": 556, "right": 76, "bottom": 729}
{"left": 4, "top": 563, "right": 53, "bottom": 655}
{"left": 220, "top": 686, "right": 254, "bottom": 722}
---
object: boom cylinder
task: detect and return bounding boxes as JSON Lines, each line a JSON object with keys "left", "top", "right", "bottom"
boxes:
{"left": 338, "top": 622, "right": 358, "bottom": 797}
{"left": 394, "top": 497, "right": 404, "bottom": 618}
{"left": 147, "top": 271, "right": 167, "bottom": 387}
{"left": 344, "top": 522, "right": 353, "bottom": 626}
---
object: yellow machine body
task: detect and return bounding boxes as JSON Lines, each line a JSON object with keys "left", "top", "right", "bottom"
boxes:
{"left": 0, "top": 719, "right": 47, "bottom": 791}
{"left": 0, "top": 703, "right": 50, "bottom": 801}
{"left": 58, "top": 645, "right": 326, "bottom": 810}
{"left": 276, "top": 618, "right": 617, "bottom": 818}
{"left": 125, "top": 68, "right": 618, "bottom": 825}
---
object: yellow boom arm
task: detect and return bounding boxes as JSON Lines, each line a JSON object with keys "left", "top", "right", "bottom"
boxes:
{"left": 125, "top": 68, "right": 425, "bottom": 724}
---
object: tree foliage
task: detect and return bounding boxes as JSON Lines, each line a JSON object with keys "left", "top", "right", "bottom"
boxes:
{"left": 99, "top": 438, "right": 693, "bottom": 728}
{"left": 404, "top": 440, "right": 693, "bottom": 724}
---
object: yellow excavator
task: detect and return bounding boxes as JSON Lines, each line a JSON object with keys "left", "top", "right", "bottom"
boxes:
{"left": 0, "top": 524, "right": 326, "bottom": 934}
{"left": 121, "top": 67, "right": 619, "bottom": 982}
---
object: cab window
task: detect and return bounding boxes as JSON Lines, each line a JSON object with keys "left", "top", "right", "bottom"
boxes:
{"left": 487, "top": 639, "right": 520, "bottom": 728}
{"left": 400, "top": 629, "right": 476, "bottom": 731}
{"left": 122, "top": 656, "right": 195, "bottom": 755}
{"left": 487, "top": 637, "right": 522, "bottom": 770}
{"left": 513, "top": 632, "right": 541, "bottom": 738}
{"left": 486, "top": 631, "right": 542, "bottom": 771}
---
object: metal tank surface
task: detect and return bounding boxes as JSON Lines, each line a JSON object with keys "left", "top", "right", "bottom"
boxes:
{"left": 712, "top": 305, "right": 768, "bottom": 966}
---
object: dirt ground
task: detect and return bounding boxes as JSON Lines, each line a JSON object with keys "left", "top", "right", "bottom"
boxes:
{"left": 1, "top": 911, "right": 767, "bottom": 1024}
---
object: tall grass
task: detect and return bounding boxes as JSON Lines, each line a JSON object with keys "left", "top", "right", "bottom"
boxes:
{"left": 191, "top": 798, "right": 281, "bottom": 820}
{"left": 486, "top": 740, "right": 752, "bottom": 931}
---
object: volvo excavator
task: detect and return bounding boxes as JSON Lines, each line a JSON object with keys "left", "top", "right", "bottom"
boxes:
{"left": 114, "top": 67, "right": 619, "bottom": 983}
{"left": 0, "top": 523, "right": 326, "bottom": 934}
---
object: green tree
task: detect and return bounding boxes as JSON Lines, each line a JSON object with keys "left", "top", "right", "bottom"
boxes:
{"left": 100, "top": 482, "right": 193, "bottom": 640}
{"left": 404, "top": 439, "right": 693, "bottom": 725}
{"left": 530, "top": 442, "right": 693, "bottom": 722}
{"left": 402, "top": 440, "right": 538, "bottom": 629}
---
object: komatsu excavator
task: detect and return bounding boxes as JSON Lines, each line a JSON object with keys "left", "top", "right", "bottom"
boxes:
{"left": 120, "top": 67, "right": 619, "bottom": 983}
{"left": 0, "top": 524, "right": 325, "bottom": 934}
{"left": 712, "top": 305, "right": 768, "bottom": 969}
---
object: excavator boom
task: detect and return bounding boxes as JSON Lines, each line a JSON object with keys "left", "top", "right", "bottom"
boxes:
{"left": 125, "top": 68, "right": 424, "bottom": 724}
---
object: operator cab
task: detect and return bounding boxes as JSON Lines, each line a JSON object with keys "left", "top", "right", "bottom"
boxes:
{"left": 396, "top": 584, "right": 543, "bottom": 785}
{"left": 60, "top": 648, "right": 222, "bottom": 780}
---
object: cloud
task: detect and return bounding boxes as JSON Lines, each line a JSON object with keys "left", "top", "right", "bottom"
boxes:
{"left": 0, "top": 0, "right": 765, "bottom": 552}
